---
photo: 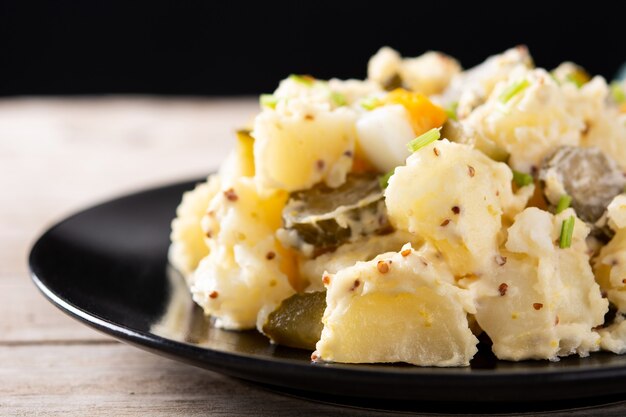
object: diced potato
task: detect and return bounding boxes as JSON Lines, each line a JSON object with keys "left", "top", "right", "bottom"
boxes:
{"left": 442, "top": 45, "right": 533, "bottom": 118}
{"left": 607, "top": 195, "right": 626, "bottom": 231}
{"left": 252, "top": 75, "right": 368, "bottom": 191}
{"left": 253, "top": 106, "right": 356, "bottom": 191}
{"left": 594, "top": 195, "right": 626, "bottom": 352}
{"left": 599, "top": 317, "right": 626, "bottom": 354}
{"left": 315, "top": 243, "right": 478, "bottom": 366}
{"left": 367, "top": 47, "right": 461, "bottom": 94}
{"left": 235, "top": 129, "right": 255, "bottom": 177}
{"left": 473, "top": 208, "right": 607, "bottom": 360}
{"left": 594, "top": 229, "right": 626, "bottom": 313}
{"left": 191, "top": 177, "right": 298, "bottom": 330}
{"left": 169, "top": 175, "right": 221, "bottom": 278}
{"left": 399, "top": 51, "right": 461, "bottom": 95}
{"left": 464, "top": 69, "right": 583, "bottom": 172}
{"left": 367, "top": 47, "right": 402, "bottom": 90}
{"left": 581, "top": 107, "right": 626, "bottom": 172}
{"left": 385, "top": 138, "right": 531, "bottom": 277}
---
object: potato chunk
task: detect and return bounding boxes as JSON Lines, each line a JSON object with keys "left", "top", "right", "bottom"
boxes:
{"left": 385, "top": 138, "right": 531, "bottom": 277}
{"left": 473, "top": 208, "right": 607, "bottom": 360}
{"left": 169, "top": 175, "right": 220, "bottom": 278}
{"left": 594, "top": 219, "right": 626, "bottom": 313}
{"left": 252, "top": 77, "right": 357, "bottom": 191}
{"left": 464, "top": 69, "right": 583, "bottom": 173}
{"left": 593, "top": 195, "right": 626, "bottom": 353}
{"left": 367, "top": 47, "right": 461, "bottom": 95}
{"left": 191, "top": 178, "right": 297, "bottom": 330}
{"left": 314, "top": 243, "right": 478, "bottom": 367}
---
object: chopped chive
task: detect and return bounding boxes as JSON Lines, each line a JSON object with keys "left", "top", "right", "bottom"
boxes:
{"left": 512, "top": 170, "right": 533, "bottom": 187}
{"left": 379, "top": 169, "right": 395, "bottom": 189}
{"left": 289, "top": 74, "right": 315, "bottom": 86}
{"left": 559, "top": 215, "right": 575, "bottom": 249}
{"left": 406, "top": 128, "right": 441, "bottom": 153}
{"left": 361, "top": 97, "right": 382, "bottom": 110}
{"left": 330, "top": 91, "right": 347, "bottom": 107}
{"left": 446, "top": 102, "right": 458, "bottom": 121}
{"left": 499, "top": 79, "right": 530, "bottom": 103}
{"left": 260, "top": 94, "right": 279, "bottom": 109}
{"left": 556, "top": 194, "right": 572, "bottom": 214}
{"left": 611, "top": 82, "right": 626, "bottom": 104}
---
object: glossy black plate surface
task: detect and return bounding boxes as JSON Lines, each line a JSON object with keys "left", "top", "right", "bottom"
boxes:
{"left": 29, "top": 179, "right": 626, "bottom": 404}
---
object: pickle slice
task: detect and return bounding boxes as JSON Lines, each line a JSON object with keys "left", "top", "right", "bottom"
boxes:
{"left": 235, "top": 129, "right": 255, "bottom": 177}
{"left": 382, "top": 73, "right": 403, "bottom": 91}
{"left": 262, "top": 291, "right": 326, "bottom": 350}
{"left": 280, "top": 173, "right": 390, "bottom": 254}
{"left": 540, "top": 146, "right": 626, "bottom": 230}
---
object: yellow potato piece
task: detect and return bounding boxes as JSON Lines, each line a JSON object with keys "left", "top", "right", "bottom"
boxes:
{"left": 235, "top": 129, "right": 255, "bottom": 177}
{"left": 253, "top": 106, "right": 356, "bottom": 191}
{"left": 320, "top": 291, "right": 471, "bottom": 366}
{"left": 316, "top": 243, "right": 478, "bottom": 367}
{"left": 169, "top": 176, "right": 220, "bottom": 278}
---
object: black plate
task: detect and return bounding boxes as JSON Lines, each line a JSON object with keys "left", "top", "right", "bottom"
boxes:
{"left": 29, "top": 179, "right": 626, "bottom": 405}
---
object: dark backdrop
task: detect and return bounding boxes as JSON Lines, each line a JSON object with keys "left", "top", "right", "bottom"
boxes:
{"left": 1, "top": 1, "right": 624, "bottom": 96}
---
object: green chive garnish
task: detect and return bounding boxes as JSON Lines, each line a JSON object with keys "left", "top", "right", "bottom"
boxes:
{"left": 556, "top": 195, "right": 572, "bottom": 214}
{"left": 512, "top": 170, "right": 533, "bottom": 187}
{"left": 446, "top": 102, "right": 458, "bottom": 121}
{"left": 611, "top": 82, "right": 626, "bottom": 104}
{"left": 379, "top": 169, "right": 395, "bottom": 189}
{"left": 499, "top": 79, "right": 530, "bottom": 103}
{"left": 406, "top": 128, "right": 441, "bottom": 153}
{"left": 260, "top": 94, "right": 279, "bottom": 109}
{"left": 331, "top": 91, "right": 347, "bottom": 107}
{"left": 361, "top": 97, "right": 381, "bottom": 110}
{"left": 559, "top": 215, "right": 575, "bottom": 249}
{"left": 289, "top": 74, "right": 315, "bottom": 86}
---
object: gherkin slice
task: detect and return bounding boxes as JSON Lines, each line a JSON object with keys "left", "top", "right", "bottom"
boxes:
{"left": 539, "top": 146, "right": 626, "bottom": 235}
{"left": 382, "top": 73, "right": 403, "bottom": 91}
{"left": 262, "top": 291, "right": 326, "bottom": 350}
{"left": 280, "top": 173, "right": 391, "bottom": 255}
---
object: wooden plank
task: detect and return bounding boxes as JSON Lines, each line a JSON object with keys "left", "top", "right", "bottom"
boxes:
{"left": 0, "top": 344, "right": 399, "bottom": 417}
{"left": 0, "top": 275, "right": 105, "bottom": 343}
{"left": 2, "top": 344, "right": 626, "bottom": 416}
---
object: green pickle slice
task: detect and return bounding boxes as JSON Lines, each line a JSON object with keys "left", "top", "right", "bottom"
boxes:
{"left": 540, "top": 146, "right": 626, "bottom": 235}
{"left": 281, "top": 173, "right": 390, "bottom": 254}
{"left": 262, "top": 291, "right": 326, "bottom": 350}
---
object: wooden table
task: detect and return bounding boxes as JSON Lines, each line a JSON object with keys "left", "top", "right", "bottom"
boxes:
{"left": 2, "top": 97, "right": 625, "bottom": 416}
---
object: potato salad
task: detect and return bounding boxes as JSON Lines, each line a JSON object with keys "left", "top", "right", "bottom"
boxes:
{"left": 170, "top": 46, "right": 626, "bottom": 366}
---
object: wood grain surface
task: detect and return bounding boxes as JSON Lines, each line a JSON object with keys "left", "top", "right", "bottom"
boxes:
{"left": 2, "top": 97, "right": 624, "bottom": 416}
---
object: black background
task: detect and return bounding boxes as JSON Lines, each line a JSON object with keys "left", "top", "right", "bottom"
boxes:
{"left": 1, "top": 1, "right": 624, "bottom": 96}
